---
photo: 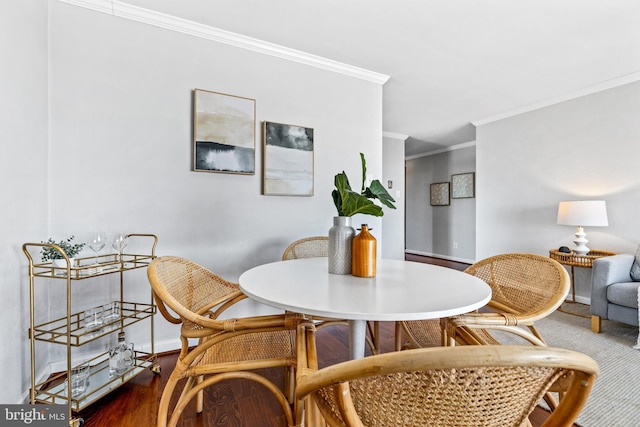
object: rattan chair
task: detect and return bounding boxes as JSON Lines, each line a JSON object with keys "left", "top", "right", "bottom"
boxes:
{"left": 148, "top": 256, "right": 305, "bottom": 427}
{"left": 394, "top": 317, "right": 443, "bottom": 350}
{"left": 282, "top": 237, "right": 379, "bottom": 354}
{"left": 282, "top": 236, "right": 329, "bottom": 260}
{"left": 440, "top": 253, "right": 570, "bottom": 347}
{"left": 397, "top": 253, "right": 570, "bottom": 349}
{"left": 397, "top": 254, "right": 572, "bottom": 413}
{"left": 296, "top": 321, "right": 598, "bottom": 427}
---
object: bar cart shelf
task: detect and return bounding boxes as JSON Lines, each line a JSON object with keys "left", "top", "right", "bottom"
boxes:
{"left": 23, "top": 234, "right": 159, "bottom": 427}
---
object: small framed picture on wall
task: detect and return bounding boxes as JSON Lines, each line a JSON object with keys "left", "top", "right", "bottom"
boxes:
{"left": 451, "top": 172, "right": 475, "bottom": 199}
{"left": 430, "top": 182, "right": 450, "bottom": 206}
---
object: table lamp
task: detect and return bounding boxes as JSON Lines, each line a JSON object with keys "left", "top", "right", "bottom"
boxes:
{"left": 557, "top": 200, "right": 608, "bottom": 255}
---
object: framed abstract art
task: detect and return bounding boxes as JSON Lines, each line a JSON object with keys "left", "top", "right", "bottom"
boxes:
{"left": 262, "top": 121, "right": 314, "bottom": 196}
{"left": 193, "top": 89, "right": 256, "bottom": 174}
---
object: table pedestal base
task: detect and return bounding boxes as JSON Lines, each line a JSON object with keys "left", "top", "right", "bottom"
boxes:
{"left": 349, "top": 320, "right": 367, "bottom": 359}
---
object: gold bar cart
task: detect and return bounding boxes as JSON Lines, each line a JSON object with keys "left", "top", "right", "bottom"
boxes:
{"left": 23, "top": 234, "right": 159, "bottom": 427}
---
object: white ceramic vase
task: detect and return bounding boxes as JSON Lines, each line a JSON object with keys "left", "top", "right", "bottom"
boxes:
{"left": 52, "top": 258, "right": 74, "bottom": 275}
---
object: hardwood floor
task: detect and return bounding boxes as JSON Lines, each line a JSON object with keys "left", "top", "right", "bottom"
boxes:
{"left": 76, "top": 254, "right": 573, "bottom": 427}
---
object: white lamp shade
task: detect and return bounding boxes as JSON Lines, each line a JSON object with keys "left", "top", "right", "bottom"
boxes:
{"left": 557, "top": 200, "right": 608, "bottom": 227}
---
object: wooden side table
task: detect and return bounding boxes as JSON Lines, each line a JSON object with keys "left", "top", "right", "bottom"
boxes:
{"left": 549, "top": 249, "right": 616, "bottom": 302}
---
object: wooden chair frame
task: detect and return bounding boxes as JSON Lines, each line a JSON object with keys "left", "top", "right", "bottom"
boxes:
{"left": 296, "top": 324, "right": 598, "bottom": 427}
{"left": 397, "top": 254, "right": 571, "bottom": 411}
{"left": 148, "top": 256, "right": 306, "bottom": 427}
{"left": 396, "top": 253, "right": 570, "bottom": 350}
{"left": 440, "top": 253, "right": 570, "bottom": 347}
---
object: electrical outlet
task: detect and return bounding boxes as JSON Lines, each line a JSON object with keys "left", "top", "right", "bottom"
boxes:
{"left": 453, "top": 242, "right": 458, "bottom": 249}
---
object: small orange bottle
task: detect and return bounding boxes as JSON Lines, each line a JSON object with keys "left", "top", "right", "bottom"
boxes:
{"left": 352, "top": 224, "right": 376, "bottom": 277}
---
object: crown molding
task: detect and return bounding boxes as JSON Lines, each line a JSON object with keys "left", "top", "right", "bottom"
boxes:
{"left": 382, "top": 131, "right": 409, "bottom": 141}
{"left": 57, "top": 0, "right": 390, "bottom": 85}
{"left": 405, "top": 140, "right": 476, "bottom": 160}
{"left": 472, "top": 71, "right": 640, "bottom": 126}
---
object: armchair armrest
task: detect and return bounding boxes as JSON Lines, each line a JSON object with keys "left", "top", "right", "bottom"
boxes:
{"left": 441, "top": 313, "right": 547, "bottom": 346}
{"left": 591, "top": 254, "right": 634, "bottom": 318}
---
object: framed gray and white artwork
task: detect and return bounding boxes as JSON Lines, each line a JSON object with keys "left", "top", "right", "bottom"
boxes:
{"left": 430, "top": 182, "right": 450, "bottom": 206}
{"left": 263, "top": 121, "right": 314, "bottom": 196}
{"left": 193, "top": 89, "right": 256, "bottom": 174}
{"left": 451, "top": 172, "right": 475, "bottom": 199}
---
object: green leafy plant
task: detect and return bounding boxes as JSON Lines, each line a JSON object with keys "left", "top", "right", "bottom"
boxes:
{"left": 332, "top": 153, "right": 396, "bottom": 217}
{"left": 40, "top": 236, "right": 86, "bottom": 261}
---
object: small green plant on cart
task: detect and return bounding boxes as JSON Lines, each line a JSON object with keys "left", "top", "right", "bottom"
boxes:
{"left": 40, "top": 236, "right": 85, "bottom": 261}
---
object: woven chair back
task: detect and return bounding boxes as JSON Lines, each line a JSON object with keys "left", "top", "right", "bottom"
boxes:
{"left": 297, "top": 344, "right": 598, "bottom": 427}
{"left": 148, "top": 256, "right": 241, "bottom": 329}
{"left": 282, "top": 236, "right": 328, "bottom": 260}
{"left": 464, "top": 253, "right": 569, "bottom": 320}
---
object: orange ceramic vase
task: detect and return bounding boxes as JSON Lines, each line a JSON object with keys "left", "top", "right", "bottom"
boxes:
{"left": 352, "top": 224, "right": 376, "bottom": 277}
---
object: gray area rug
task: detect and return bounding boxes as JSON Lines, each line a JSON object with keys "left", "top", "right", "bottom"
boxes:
{"left": 499, "top": 303, "right": 639, "bottom": 427}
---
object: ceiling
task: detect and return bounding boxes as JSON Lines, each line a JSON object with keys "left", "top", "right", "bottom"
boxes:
{"left": 122, "top": 0, "right": 640, "bottom": 156}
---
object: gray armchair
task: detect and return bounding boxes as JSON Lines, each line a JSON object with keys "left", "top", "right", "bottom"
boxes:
{"left": 591, "top": 254, "right": 640, "bottom": 332}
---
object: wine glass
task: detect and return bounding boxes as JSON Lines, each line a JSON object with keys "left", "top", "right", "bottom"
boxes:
{"left": 88, "top": 232, "right": 106, "bottom": 265}
{"left": 111, "top": 232, "right": 128, "bottom": 264}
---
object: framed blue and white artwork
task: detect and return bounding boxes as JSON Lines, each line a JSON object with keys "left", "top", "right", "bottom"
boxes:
{"left": 262, "top": 121, "right": 314, "bottom": 196}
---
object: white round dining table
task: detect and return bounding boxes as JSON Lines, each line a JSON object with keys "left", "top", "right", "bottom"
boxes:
{"left": 239, "top": 258, "right": 491, "bottom": 359}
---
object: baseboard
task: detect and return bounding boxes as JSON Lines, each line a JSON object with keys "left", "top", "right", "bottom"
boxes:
{"left": 405, "top": 249, "right": 475, "bottom": 265}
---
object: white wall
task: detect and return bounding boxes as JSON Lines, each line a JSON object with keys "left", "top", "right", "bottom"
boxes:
{"left": 3, "top": 1, "right": 390, "bottom": 403}
{"left": 382, "top": 135, "right": 406, "bottom": 260}
{"left": 1, "top": 0, "right": 50, "bottom": 405}
{"left": 476, "top": 80, "right": 640, "bottom": 302}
